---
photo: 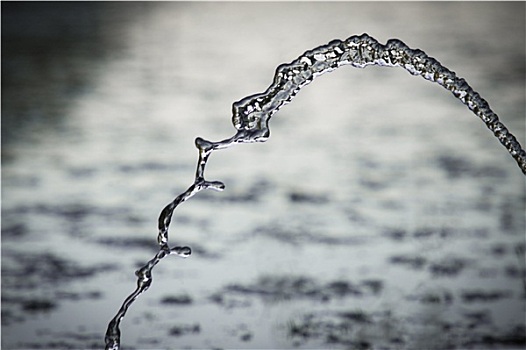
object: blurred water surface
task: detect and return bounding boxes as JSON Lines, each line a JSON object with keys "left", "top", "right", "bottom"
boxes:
{"left": 2, "top": 2, "right": 525, "bottom": 349}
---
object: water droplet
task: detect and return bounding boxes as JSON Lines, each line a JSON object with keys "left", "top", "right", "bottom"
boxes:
{"left": 171, "top": 246, "right": 191, "bottom": 258}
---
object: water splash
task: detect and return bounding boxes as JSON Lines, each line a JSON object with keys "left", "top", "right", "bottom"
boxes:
{"left": 105, "top": 33, "right": 526, "bottom": 350}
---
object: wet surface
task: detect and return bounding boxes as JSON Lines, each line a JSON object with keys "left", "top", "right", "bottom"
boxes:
{"left": 2, "top": 2, "right": 525, "bottom": 349}
{"left": 209, "top": 276, "right": 383, "bottom": 307}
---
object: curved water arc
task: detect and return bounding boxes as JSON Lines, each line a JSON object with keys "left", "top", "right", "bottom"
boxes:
{"left": 105, "top": 33, "right": 526, "bottom": 350}
{"left": 230, "top": 34, "right": 526, "bottom": 174}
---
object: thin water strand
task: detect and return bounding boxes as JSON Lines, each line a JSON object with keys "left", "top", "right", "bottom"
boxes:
{"left": 105, "top": 32, "right": 526, "bottom": 350}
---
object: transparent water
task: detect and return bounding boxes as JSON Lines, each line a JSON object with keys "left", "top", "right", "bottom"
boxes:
{"left": 103, "top": 32, "right": 526, "bottom": 350}
{"left": 2, "top": 2, "right": 525, "bottom": 350}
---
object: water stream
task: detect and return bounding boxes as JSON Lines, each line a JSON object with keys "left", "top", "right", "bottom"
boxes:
{"left": 104, "top": 33, "right": 526, "bottom": 349}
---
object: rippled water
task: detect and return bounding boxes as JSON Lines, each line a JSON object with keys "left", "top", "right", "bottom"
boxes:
{"left": 2, "top": 2, "right": 525, "bottom": 349}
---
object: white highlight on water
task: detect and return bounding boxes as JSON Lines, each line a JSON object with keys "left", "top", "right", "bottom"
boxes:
{"left": 105, "top": 33, "right": 526, "bottom": 350}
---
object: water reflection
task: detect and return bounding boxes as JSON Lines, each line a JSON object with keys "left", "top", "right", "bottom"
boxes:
{"left": 2, "top": 2, "right": 525, "bottom": 349}
{"left": 1, "top": 2, "right": 146, "bottom": 154}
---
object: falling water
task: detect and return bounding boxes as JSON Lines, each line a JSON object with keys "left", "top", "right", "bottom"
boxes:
{"left": 104, "top": 33, "right": 526, "bottom": 350}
